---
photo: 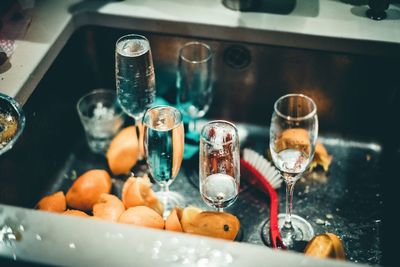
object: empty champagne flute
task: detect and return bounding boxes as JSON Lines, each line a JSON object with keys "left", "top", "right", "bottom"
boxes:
{"left": 116, "top": 34, "right": 156, "bottom": 156}
{"left": 143, "top": 105, "right": 185, "bottom": 218}
{"left": 176, "top": 42, "right": 213, "bottom": 137}
{"left": 199, "top": 120, "right": 240, "bottom": 212}
{"left": 262, "top": 93, "right": 318, "bottom": 249}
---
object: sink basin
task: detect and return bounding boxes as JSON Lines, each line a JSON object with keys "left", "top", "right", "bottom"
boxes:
{"left": 0, "top": 24, "right": 398, "bottom": 267}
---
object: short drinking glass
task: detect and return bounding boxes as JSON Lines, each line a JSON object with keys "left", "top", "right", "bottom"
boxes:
{"left": 77, "top": 89, "right": 125, "bottom": 154}
{"left": 143, "top": 105, "right": 185, "bottom": 217}
{"left": 199, "top": 120, "right": 240, "bottom": 212}
{"left": 263, "top": 93, "right": 318, "bottom": 249}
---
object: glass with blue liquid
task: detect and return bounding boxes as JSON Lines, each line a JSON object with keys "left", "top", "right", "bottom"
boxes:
{"left": 143, "top": 105, "right": 185, "bottom": 218}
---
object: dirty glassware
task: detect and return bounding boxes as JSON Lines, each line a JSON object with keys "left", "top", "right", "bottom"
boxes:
{"left": 199, "top": 120, "right": 240, "bottom": 212}
{"left": 0, "top": 92, "right": 25, "bottom": 156}
{"left": 77, "top": 89, "right": 125, "bottom": 154}
{"left": 115, "top": 34, "right": 156, "bottom": 157}
{"left": 115, "top": 34, "right": 156, "bottom": 123}
{"left": 263, "top": 93, "right": 318, "bottom": 249}
{"left": 176, "top": 42, "right": 213, "bottom": 138}
{"left": 143, "top": 105, "right": 185, "bottom": 218}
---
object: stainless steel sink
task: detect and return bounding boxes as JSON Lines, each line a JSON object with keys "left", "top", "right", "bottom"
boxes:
{"left": 1, "top": 25, "right": 398, "bottom": 266}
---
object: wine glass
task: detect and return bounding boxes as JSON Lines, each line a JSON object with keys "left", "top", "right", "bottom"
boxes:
{"left": 176, "top": 42, "right": 213, "bottom": 138}
{"left": 199, "top": 120, "right": 240, "bottom": 212}
{"left": 115, "top": 34, "right": 156, "bottom": 156}
{"left": 262, "top": 93, "right": 318, "bottom": 249}
{"left": 143, "top": 105, "right": 185, "bottom": 218}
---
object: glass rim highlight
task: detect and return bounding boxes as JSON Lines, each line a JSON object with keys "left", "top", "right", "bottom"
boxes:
{"left": 179, "top": 41, "right": 212, "bottom": 64}
{"left": 274, "top": 93, "right": 317, "bottom": 122}
{"left": 142, "top": 105, "right": 183, "bottom": 131}
{"left": 200, "top": 120, "right": 238, "bottom": 146}
{"left": 115, "top": 33, "right": 150, "bottom": 57}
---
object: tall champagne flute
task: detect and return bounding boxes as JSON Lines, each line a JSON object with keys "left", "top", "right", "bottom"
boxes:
{"left": 116, "top": 34, "right": 156, "bottom": 156}
{"left": 262, "top": 94, "right": 318, "bottom": 249}
{"left": 199, "top": 120, "right": 240, "bottom": 212}
{"left": 176, "top": 42, "right": 213, "bottom": 137}
{"left": 143, "top": 105, "right": 185, "bottom": 218}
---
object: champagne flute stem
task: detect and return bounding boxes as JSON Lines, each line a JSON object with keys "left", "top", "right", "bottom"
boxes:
{"left": 136, "top": 119, "right": 144, "bottom": 159}
{"left": 160, "top": 183, "right": 170, "bottom": 216}
{"left": 283, "top": 179, "right": 297, "bottom": 232}
{"left": 188, "top": 118, "right": 197, "bottom": 134}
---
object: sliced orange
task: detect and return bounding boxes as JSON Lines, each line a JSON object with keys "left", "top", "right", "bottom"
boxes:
{"left": 118, "top": 206, "right": 164, "bottom": 229}
{"left": 66, "top": 169, "right": 112, "bottom": 211}
{"left": 37, "top": 191, "right": 66, "bottom": 213}
{"left": 106, "top": 126, "right": 139, "bottom": 175}
{"left": 187, "top": 211, "right": 240, "bottom": 241}
{"left": 121, "top": 175, "right": 163, "bottom": 215}
{"left": 165, "top": 207, "right": 183, "bottom": 232}
{"left": 92, "top": 193, "right": 125, "bottom": 222}
{"left": 181, "top": 206, "right": 240, "bottom": 241}
{"left": 180, "top": 206, "right": 203, "bottom": 231}
{"left": 63, "top": 209, "right": 91, "bottom": 218}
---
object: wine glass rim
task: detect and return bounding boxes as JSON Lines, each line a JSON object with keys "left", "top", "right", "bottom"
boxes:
{"left": 200, "top": 120, "right": 238, "bottom": 145}
{"left": 274, "top": 93, "right": 317, "bottom": 121}
{"left": 179, "top": 41, "right": 212, "bottom": 64}
{"left": 115, "top": 34, "right": 151, "bottom": 57}
{"left": 116, "top": 33, "right": 150, "bottom": 43}
{"left": 76, "top": 89, "right": 124, "bottom": 120}
{"left": 143, "top": 105, "right": 183, "bottom": 131}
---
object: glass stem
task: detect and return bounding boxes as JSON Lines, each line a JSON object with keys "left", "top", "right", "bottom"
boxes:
{"left": 135, "top": 118, "right": 144, "bottom": 160}
{"left": 283, "top": 179, "right": 297, "bottom": 232}
{"left": 188, "top": 118, "right": 197, "bottom": 133}
{"left": 217, "top": 207, "right": 224, "bottom": 212}
{"left": 160, "top": 183, "right": 170, "bottom": 207}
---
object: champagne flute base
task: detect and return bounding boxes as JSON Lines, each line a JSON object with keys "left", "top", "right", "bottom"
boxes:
{"left": 261, "top": 214, "right": 314, "bottom": 250}
{"left": 155, "top": 190, "right": 185, "bottom": 219}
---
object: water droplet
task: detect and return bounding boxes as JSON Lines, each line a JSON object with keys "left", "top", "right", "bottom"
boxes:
{"left": 13, "top": 254, "right": 17, "bottom": 261}
{"left": 187, "top": 248, "right": 195, "bottom": 255}
{"left": 315, "top": 218, "right": 325, "bottom": 225}
{"left": 169, "top": 237, "right": 179, "bottom": 245}
{"left": 151, "top": 248, "right": 160, "bottom": 259}
{"left": 18, "top": 225, "right": 25, "bottom": 232}
{"left": 154, "top": 240, "right": 162, "bottom": 248}
{"left": 211, "top": 249, "right": 222, "bottom": 258}
{"left": 35, "top": 234, "right": 42, "bottom": 241}
{"left": 224, "top": 253, "right": 234, "bottom": 264}
{"left": 197, "top": 258, "right": 209, "bottom": 266}
{"left": 326, "top": 214, "right": 333, "bottom": 219}
{"left": 69, "top": 243, "right": 76, "bottom": 249}
{"left": 304, "top": 185, "right": 310, "bottom": 194}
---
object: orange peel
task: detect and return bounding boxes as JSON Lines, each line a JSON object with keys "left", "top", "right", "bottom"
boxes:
{"left": 106, "top": 126, "right": 139, "bottom": 175}
{"left": 118, "top": 206, "right": 164, "bottom": 229}
{"left": 66, "top": 169, "right": 112, "bottom": 211}
{"left": 92, "top": 193, "right": 125, "bottom": 222}
{"left": 37, "top": 191, "right": 66, "bottom": 213}
{"left": 121, "top": 175, "right": 163, "bottom": 215}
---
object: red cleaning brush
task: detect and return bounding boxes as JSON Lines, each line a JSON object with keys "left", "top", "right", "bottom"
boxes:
{"left": 240, "top": 148, "right": 286, "bottom": 249}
